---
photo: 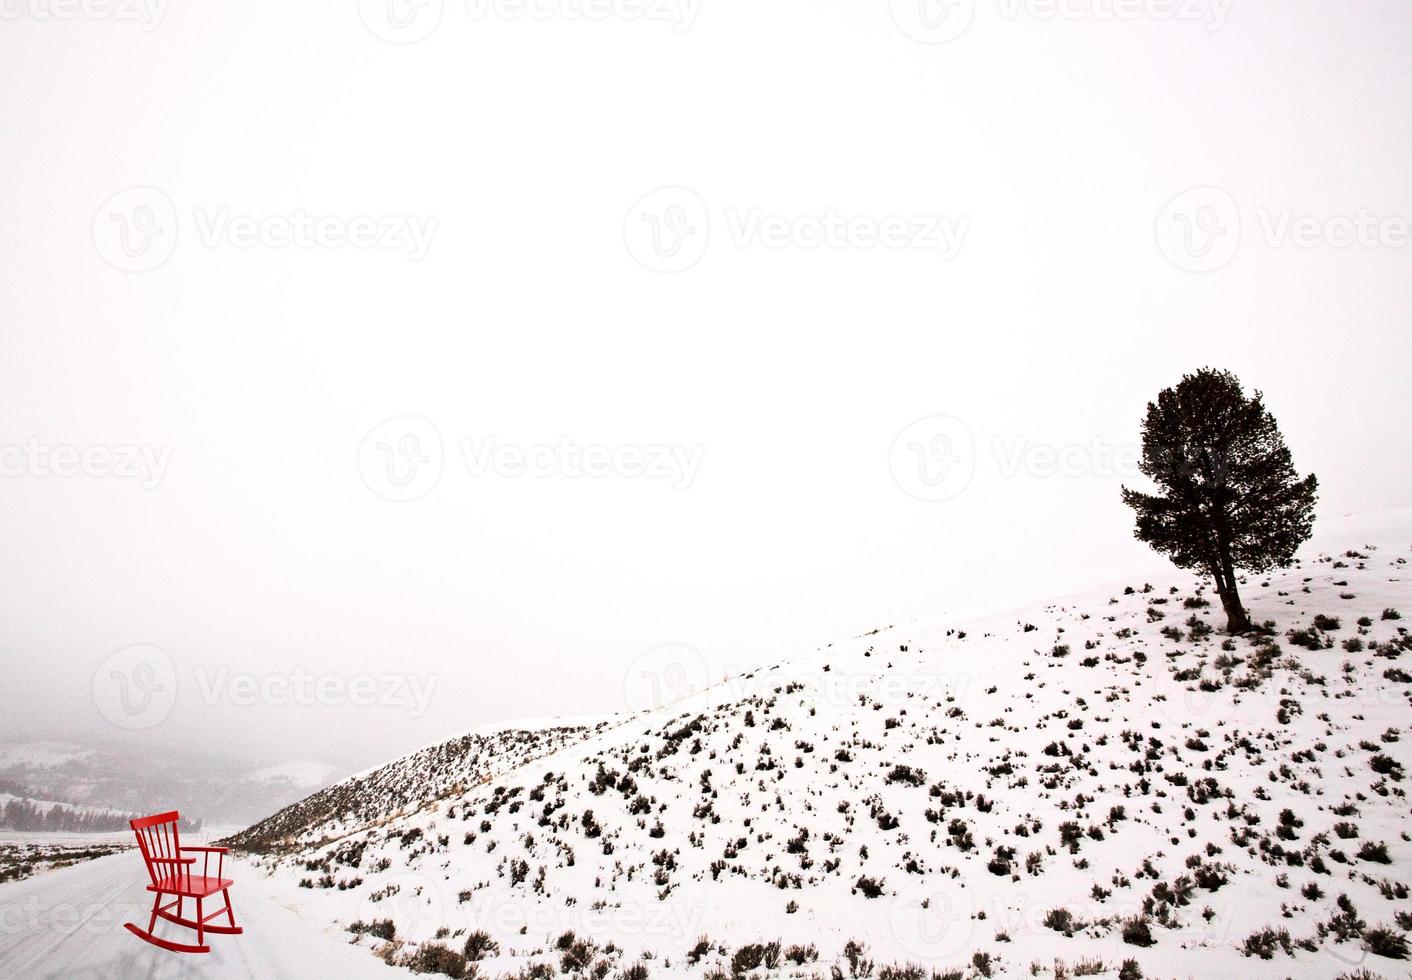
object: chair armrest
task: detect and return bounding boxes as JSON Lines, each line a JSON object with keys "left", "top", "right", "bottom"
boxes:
{"left": 150, "top": 856, "right": 197, "bottom": 865}
{"left": 181, "top": 846, "right": 230, "bottom": 854}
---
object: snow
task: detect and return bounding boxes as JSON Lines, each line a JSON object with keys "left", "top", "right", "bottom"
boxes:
{"left": 222, "top": 511, "right": 1412, "bottom": 978}
{"left": 5, "top": 511, "right": 1410, "bottom": 978}
{"left": 0, "top": 851, "right": 395, "bottom": 979}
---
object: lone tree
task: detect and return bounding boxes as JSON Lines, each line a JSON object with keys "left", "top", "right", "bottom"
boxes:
{"left": 1121, "top": 369, "right": 1318, "bottom": 633}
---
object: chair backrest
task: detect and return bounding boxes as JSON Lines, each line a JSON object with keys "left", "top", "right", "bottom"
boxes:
{"left": 130, "top": 811, "right": 183, "bottom": 887}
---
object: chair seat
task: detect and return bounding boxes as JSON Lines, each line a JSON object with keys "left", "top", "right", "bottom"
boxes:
{"left": 150, "top": 874, "right": 234, "bottom": 898}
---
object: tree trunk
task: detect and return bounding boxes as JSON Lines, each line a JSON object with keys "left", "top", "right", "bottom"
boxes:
{"left": 1211, "top": 510, "right": 1252, "bottom": 634}
{"left": 1217, "top": 583, "right": 1252, "bottom": 633}
{"left": 1211, "top": 558, "right": 1251, "bottom": 633}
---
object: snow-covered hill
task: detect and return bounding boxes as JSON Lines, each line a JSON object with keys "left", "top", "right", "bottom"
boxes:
{"left": 224, "top": 720, "right": 618, "bottom": 853}
{"left": 233, "top": 516, "right": 1412, "bottom": 979}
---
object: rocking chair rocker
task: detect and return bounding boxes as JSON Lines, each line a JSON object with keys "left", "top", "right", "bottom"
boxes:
{"left": 123, "top": 810, "right": 243, "bottom": 954}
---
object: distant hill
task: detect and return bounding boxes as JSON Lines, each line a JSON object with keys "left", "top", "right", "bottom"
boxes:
{"left": 220, "top": 721, "right": 617, "bottom": 853}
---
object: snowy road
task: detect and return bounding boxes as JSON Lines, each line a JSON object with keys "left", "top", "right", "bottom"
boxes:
{"left": 0, "top": 852, "right": 391, "bottom": 979}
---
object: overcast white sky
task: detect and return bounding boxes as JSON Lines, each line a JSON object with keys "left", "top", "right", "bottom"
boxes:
{"left": 2, "top": 1, "right": 1410, "bottom": 777}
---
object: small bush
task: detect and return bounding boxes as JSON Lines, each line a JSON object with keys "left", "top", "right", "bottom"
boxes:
{"left": 783, "top": 943, "right": 817, "bottom": 965}
{"left": 1370, "top": 755, "right": 1404, "bottom": 780}
{"left": 840, "top": 940, "right": 873, "bottom": 978}
{"left": 1121, "top": 916, "right": 1153, "bottom": 947}
{"left": 350, "top": 918, "right": 397, "bottom": 941}
{"left": 1358, "top": 841, "right": 1392, "bottom": 864}
{"left": 886, "top": 765, "right": 926, "bottom": 787}
{"left": 1364, "top": 926, "right": 1409, "bottom": 959}
{"left": 853, "top": 875, "right": 886, "bottom": 899}
{"left": 1045, "top": 907, "right": 1084, "bottom": 936}
{"left": 686, "top": 937, "right": 713, "bottom": 966}
{"left": 1242, "top": 926, "right": 1293, "bottom": 959}
{"left": 405, "top": 942, "right": 469, "bottom": 978}
{"left": 877, "top": 965, "right": 931, "bottom": 980}
{"left": 560, "top": 936, "right": 596, "bottom": 973}
{"left": 731, "top": 943, "right": 767, "bottom": 976}
{"left": 463, "top": 931, "right": 500, "bottom": 961}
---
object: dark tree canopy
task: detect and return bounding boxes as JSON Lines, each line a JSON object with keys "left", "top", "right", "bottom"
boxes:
{"left": 1121, "top": 368, "right": 1318, "bottom": 632}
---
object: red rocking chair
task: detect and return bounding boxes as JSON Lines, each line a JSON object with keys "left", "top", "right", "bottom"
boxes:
{"left": 124, "top": 810, "right": 243, "bottom": 954}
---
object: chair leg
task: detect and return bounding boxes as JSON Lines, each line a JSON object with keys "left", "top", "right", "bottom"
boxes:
{"left": 196, "top": 897, "right": 204, "bottom": 947}
{"left": 147, "top": 893, "right": 161, "bottom": 934}
{"left": 223, "top": 889, "right": 237, "bottom": 928}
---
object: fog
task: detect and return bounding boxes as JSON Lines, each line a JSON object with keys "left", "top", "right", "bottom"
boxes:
{"left": 2, "top": 1, "right": 1409, "bottom": 782}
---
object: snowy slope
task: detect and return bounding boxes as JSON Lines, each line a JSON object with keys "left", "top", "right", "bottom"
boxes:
{"left": 224, "top": 719, "right": 619, "bottom": 852}
{"left": 229, "top": 516, "right": 1412, "bottom": 979}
